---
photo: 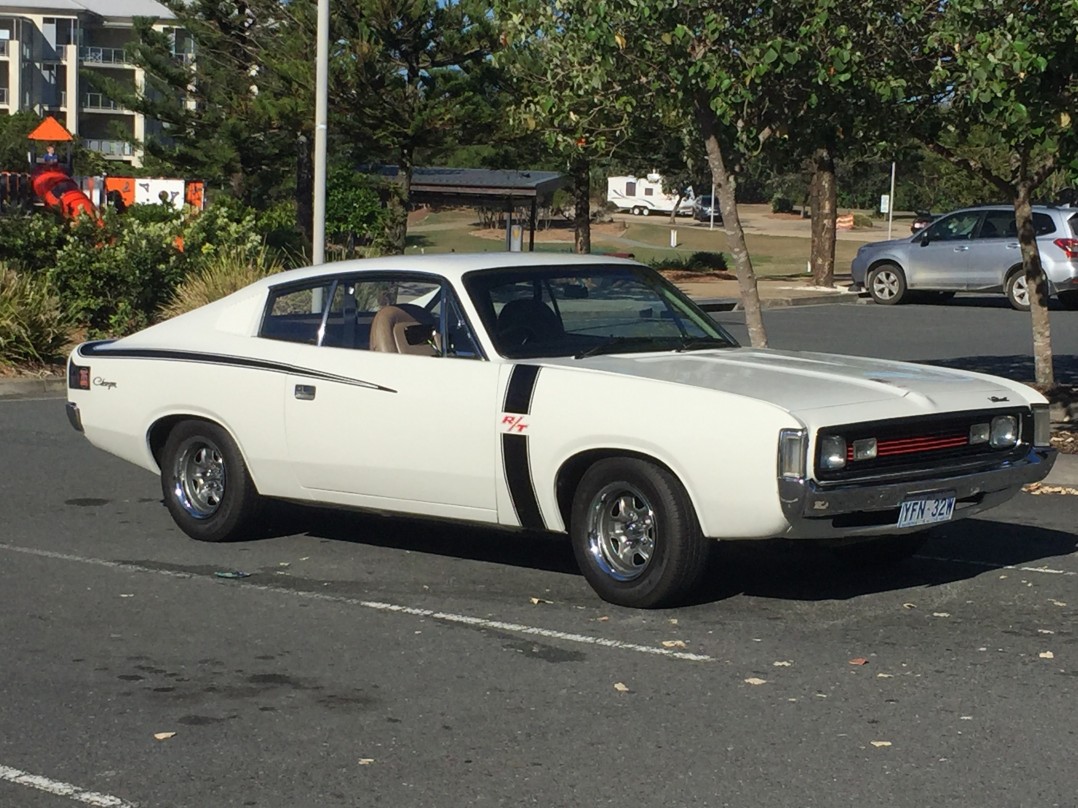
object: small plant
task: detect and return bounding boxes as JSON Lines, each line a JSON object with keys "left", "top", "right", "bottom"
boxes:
{"left": 158, "top": 246, "right": 285, "bottom": 320}
{"left": 0, "top": 266, "right": 77, "bottom": 367}
{"left": 771, "top": 195, "right": 795, "bottom": 214}
{"left": 852, "top": 212, "right": 875, "bottom": 229}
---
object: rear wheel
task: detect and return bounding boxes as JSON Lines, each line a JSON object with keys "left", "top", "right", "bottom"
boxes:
{"left": 631, "top": 206, "right": 644, "bottom": 216}
{"left": 160, "top": 420, "right": 261, "bottom": 542}
{"left": 570, "top": 457, "right": 709, "bottom": 608}
{"left": 1005, "top": 270, "right": 1030, "bottom": 311}
{"left": 867, "top": 263, "right": 907, "bottom": 305}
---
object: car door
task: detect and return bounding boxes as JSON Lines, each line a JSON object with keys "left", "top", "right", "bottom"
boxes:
{"left": 964, "top": 210, "right": 1019, "bottom": 290}
{"left": 906, "top": 210, "right": 981, "bottom": 289}
{"left": 273, "top": 273, "right": 500, "bottom": 520}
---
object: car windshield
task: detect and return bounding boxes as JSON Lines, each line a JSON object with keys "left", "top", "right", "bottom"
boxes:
{"left": 463, "top": 264, "right": 739, "bottom": 359}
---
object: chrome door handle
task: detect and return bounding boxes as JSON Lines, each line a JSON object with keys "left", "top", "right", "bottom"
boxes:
{"left": 1006, "top": 243, "right": 1020, "bottom": 249}
{"left": 953, "top": 246, "right": 969, "bottom": 252}
{"left": 294, "top": 384, "right": 316, "bottom": 401}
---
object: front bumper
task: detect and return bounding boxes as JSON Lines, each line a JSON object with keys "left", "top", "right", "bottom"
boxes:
{"left": 778, "top": 446, "right": 1056, "bottom": 538}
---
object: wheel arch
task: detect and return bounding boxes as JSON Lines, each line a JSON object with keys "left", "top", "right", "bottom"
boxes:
{"left": 553, "top": 448, "right": 694, "bottom": 535}
{"left": 147, "top": 414, "right": 257, "bottom": 489}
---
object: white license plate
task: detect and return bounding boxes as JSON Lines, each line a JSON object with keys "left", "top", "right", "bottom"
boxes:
{"left": 897, "top": 494, "right": 956, "bottom": 528}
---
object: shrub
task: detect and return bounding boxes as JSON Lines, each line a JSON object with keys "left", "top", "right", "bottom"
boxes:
{"left": 0, "top": 210, "right": 67, "bottom": 273}
{"left": 771, "top": 195, "right": 795, "bottom": 214}
{"left": 158, "top": 245, "right": 285, "bottom": 320}
{"left": 0, "top": 266, "right": 77, "bottom": 366}
{"left": 648, "top": 251, "right": 729, "bottom": 273}
{"left": 852, "top": 212, "right": 874, "bottom": 229}
{"left": 48, "top": 212, "right": 186, "bottom": 336}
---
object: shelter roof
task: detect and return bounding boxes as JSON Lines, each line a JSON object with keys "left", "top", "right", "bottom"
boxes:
{"left": 28, "top": 115, "right": 73, "bottom": 142}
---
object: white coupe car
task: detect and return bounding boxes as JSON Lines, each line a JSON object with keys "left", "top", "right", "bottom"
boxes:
{"left": 66, "top": 254, "right": 1057, "bottom": 607}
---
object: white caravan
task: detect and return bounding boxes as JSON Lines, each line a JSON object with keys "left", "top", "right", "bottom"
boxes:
{"left": 607, "top": 174, "right": 694, "bottom": 216}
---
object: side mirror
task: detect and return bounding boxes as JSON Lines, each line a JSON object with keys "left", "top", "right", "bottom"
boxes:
{"left": 919, "top": 232, "right": 931, "bottom": 246}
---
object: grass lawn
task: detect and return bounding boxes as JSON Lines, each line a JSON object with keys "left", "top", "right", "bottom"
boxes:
{"left": 406, "top": 209, "right": 866, "bottom": 277}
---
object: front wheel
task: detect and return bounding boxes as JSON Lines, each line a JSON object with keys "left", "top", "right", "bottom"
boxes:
{"left": 1005, "top": 270, "right": 1030, "bottom": 311}
{"left": 867, "top": 263, "right": 907, "bottom": 305}
{"left": 570, "top": 458, "right": 709, "bottom": 608}
{"left": 160, "top": 420, "right": 262, "bottom": 542}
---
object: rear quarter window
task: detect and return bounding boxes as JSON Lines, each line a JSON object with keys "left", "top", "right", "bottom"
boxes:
{"left": 1033, "top": 213, "right": 1056, "bottom": 236}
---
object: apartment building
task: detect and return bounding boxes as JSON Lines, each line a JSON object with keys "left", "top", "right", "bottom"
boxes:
{"left": 0, "top": 0, "right": 192, "bottom": 167}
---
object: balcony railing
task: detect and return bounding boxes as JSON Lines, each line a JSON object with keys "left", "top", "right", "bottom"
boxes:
{"left": 172, "top": 51, "right": 195, "bottom": 65}
{"left": 84, "top": 138, "right": 134, "bottom": 158}
{"left": 0, "top": 41, "right": 9, "bottom": 58}
{"left": 82, "top": 92, "right": 128, "bottom": 112}
{"left": 0, "top": 88, "right": 7, "bottom": 105}
{"left": 43, "top": 91, "right": 66, "bottom": 108}
{"left": 80, "top": 46, "right": 131, "bottom": 66}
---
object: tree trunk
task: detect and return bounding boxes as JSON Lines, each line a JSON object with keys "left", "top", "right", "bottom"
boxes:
{"left": 694, "top": 99, "right": 767, "bottom": 347}
{"left": 295, "top": 133, "right": 313, "bottom": 251}
{"left": 809, "top": 145, "right": 837, "bottom": 288}
{"left": 571, "top": 156, "right": 591, "bottom": 254}
{"left": 1014, "top": 183, "right": 1055, "bottom": 387}
{"left": 384, "top": 148, "right": 412, "bottom": 256}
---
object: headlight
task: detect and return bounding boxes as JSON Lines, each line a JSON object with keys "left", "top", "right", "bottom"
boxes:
{"left": 778, "top": 429, "right": 807, "bottom": 480}
{"left": 1032, "top": 404, "right": 1051, "bottom": 447}
{"left": 819, "top": 435, "right": 847, "bottom": 470}
{"left": 989, "top": 415, "right": 1018, "bottom": 448}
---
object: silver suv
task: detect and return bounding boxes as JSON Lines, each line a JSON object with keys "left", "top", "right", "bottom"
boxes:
{"left": 850, "top": 205, "right": 1078, "bottom": 310}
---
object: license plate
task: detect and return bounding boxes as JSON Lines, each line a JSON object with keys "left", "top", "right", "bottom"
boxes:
{"left": 897, "top": 494, "right": 956, "bottom": 528}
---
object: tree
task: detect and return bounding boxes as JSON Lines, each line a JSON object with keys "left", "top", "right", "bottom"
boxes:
{"left": 908, "top": 0, "right": 1078, "bottom": 387}
{"left": 332, "top": 0, "right": 499, "bottom": 253}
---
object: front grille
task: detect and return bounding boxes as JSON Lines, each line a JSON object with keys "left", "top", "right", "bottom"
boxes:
{"left": 817, "top": 408, "right": 1030, "bottom": 483}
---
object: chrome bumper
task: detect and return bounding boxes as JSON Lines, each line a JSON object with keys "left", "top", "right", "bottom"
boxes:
{"left": 66, "top": 401, "right": 83, "bottom": 433}
{"left": 778, "top": 447, "right": 1056, "bottom": 538}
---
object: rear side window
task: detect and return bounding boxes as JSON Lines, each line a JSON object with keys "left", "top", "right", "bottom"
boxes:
{"left": 1069, "top": 213, "right": 1078, "bottom": 237}
{"left": 261, "top": 282, "right": 335, "bottom": 345}
{"left": 1032, "top": 213, "right": 1056, "bottom": 236}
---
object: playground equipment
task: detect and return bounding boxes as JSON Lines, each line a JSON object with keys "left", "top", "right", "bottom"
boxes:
{"left": 26, "top": 116, "right": 98, "bottom": 220}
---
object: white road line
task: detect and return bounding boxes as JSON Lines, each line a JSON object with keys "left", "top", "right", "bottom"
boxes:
{"left": 916, "top": 554, "right": 1077, "bottom": 577}
{"left": 0, "top": 764, "right": 133, "bottom": 807}
{"left": 0, "top": 543, "right": 712, "bottom": 662}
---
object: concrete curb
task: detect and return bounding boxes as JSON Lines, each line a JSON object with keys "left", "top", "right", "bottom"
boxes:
{"left": 695, "top": 291, "right": 866, "bottom": 312}
{"left": 1043, "top": 453, "right": 1078, "bottom": 487}
{"left": 0, "top": 376, "right": 65, "bottom": 400}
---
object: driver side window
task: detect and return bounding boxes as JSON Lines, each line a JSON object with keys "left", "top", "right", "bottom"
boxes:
{"left": 924, "top": 212, "right": 981, "bottom": 242}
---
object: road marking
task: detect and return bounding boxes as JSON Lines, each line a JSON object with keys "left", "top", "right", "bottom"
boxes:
{"left": 0, "top": 544, "right": 712, "bottom": 662}
{"left": 0, "top": 764, "right": 133, "bottom": 807}
{"left": 917, "top": 554, "right": 1076, "bottom": 577}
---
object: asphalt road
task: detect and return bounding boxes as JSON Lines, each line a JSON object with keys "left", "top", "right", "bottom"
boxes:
{"left": 2, "top": 301, "right": 1076, "bottom": 808}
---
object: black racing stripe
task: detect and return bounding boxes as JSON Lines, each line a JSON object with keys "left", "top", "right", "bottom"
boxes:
{"left": 502, "top": 433, "right": 544, "bottom": 530}
{"left": 503, "top": 364, "right": 540, "bottom": 414}
{"left": 77, "top": 344, "right": 396, "bottom": 393}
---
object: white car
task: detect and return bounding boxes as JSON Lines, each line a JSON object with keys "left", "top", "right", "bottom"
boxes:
{"left": 66, "top": 254, "right": 1057, "bottom": 608}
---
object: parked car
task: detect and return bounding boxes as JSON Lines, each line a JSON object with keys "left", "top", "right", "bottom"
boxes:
{"left": 851, "top": 204, "right": 1078, "bottom": 310}
{"left": 693, "top": 194, "right": 723, "bottom": 224}
{"left": 66, "top": 254, "right": 1056, "bottom": 607}
{"left": 910, "top": 211, "right": 938, "bottom": 233}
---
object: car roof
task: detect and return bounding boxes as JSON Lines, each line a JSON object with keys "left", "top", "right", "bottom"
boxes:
{"left": 253, "top": 252, "right": 643, "bottom": 290}
{"left": 950, "top": 204, "right": 1075, "bottom": 215}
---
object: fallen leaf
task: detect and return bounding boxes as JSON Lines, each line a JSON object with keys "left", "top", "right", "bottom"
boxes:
{"left": 932, "top": 612, "right": 951, "bottom": 618}
{"left": 529, "top": 597, "right": 552, "bottom": 605}
{"left": 902, "top": 603, "right": 917, "bottom": 609}
{"left": 662, "top": 640, "right": 687, "bottom": 649}
{"left": 744, "top": 677, "right": 767, "bottom": 686}
{"left": 596, "top": 616, "right": 610, "bottom": 622}
{"left": 1038, "top": 629, "right": 1055, "bottom": 635}
{"left": 848, "top": 658, "right": 869, "bottom": 666}
{"left": 1049, "top": 599, "right": 1067, "bottom": 607}
{"left": 773, "top": 660, "right": 793, "bottom": 667}
{"left": 119, "top": 594, "right": 134, "bottom": 598}
{"left": 153, "top": 732, "right": 176, "bottom": 741}
{"left": 613, "top": 682, "right": 630, "bottom": 693}
{"left": 960, "top": 716, "right": 973, "bottom": 720}
{"left": 668, "top": 618, "right": 679, "bottom": 625}
{"left": 278, "top": 562, "right": 290, "bottom": 568}
{"left": 1039, "top": 651, "right": 1055, "bottom": 659}
{"left": 876, "top": 673, "right": 894, "bottom": 678}
{"left": 870, "top": 741, "right": 892, "bottom": 748}
{"left": 357, "top": 758, "right": 375, "bottom": 765}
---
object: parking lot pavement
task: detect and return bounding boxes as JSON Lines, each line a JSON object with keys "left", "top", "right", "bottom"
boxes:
{"left": 2, "top": 397, "right": 1076, "bottom": 808}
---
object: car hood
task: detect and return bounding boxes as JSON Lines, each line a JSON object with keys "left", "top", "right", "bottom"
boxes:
{"left": 549, "top": 348, "right": 1030, "bottom": 419}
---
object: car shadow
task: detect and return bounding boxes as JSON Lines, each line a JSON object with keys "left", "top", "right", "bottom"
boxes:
{"left": 690, "top": 517, "right": 1077, "bottom": 605}
{"left": 262, "top": 503, "right": 1074, "bottom": 606}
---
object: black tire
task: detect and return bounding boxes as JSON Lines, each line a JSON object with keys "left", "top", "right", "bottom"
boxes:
{"left": 570, "top": 457, "right": 709, "bottom": 608}
{"left": 829, "top": 534, "right": 927, "bottom": 567}
{"left": 1056, "top": 290, "right": 1078, "bottom": 310}
{"left": 160, "top": 420, "right": 262, "bottom": 542}
{"left": 1005, "top": 270, "right": 1030, "bottom": 311}
{"left": 867, "top": 263, "right": 907, "bottom": 305}
{"left": 631, "top": 206, "right": 643, "bottom": 216}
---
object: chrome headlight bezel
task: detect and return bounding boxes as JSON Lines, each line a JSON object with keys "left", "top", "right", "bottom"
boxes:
{"left": 818, "top": 435, "right": 847, "bottom": 470}
{"left": 989, "top": 414, "right": 1018, "bottom": 449}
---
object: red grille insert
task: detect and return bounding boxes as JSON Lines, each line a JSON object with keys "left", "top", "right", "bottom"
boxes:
{"left": 846, "top": 433, "right": 969, "bottom": 460}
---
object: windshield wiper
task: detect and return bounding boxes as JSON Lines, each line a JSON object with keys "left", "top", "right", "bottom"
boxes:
{"left": 674, "top": 337, "right": 731, "bottom": 352}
